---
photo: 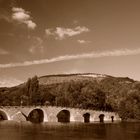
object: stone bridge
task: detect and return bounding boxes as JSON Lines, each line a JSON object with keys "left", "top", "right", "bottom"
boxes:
{"left": 0, "top": 106, "right": 121, "bottom": 123}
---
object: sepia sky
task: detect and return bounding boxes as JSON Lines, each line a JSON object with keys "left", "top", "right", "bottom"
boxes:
{"left": 1, "top": 0, "right": 140, "bottom": 87}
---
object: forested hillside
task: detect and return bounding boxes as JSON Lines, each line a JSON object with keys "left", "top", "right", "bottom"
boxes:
{"left": 0, "top": 73, "right": 140, "bottom": 120}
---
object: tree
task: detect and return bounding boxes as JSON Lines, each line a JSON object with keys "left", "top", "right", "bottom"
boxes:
{"left": 23, "top": 75, "right": 40, "bottom": 105}
{"left": 29, "top": 76, "right": 40, "bottom": 105}
{"left": 118, "top": 90, "right": 140, "bottom": 120}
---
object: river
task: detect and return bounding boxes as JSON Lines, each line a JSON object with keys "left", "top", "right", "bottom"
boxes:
{"left": 0, "top": 121, "right": 139, "bottom": 140}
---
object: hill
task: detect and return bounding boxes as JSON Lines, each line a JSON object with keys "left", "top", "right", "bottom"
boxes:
{"left": 39, "top": 73, "right": 108, "bottom": 85}
{"left": 0, "top": 73, "right": 140, "bottom": 120}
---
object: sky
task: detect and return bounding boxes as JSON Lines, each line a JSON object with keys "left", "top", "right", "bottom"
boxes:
{"left": 1, "top": 0, "right": 140, "bottom": 87}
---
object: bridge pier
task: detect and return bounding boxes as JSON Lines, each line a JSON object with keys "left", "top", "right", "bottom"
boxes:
{"left": 83, "top": 113, "right": 90, "bottom": 123}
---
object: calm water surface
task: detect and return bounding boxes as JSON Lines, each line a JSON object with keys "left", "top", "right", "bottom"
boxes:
{"left": 0, "top": 121, "right": 139, "bottom": 140}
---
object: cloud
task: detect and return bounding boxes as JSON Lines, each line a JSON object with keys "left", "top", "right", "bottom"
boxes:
{"left": 73, "top": 20, "right": 78, "bottom": 24}
{"left": 12, "top": 7, "right": 36, "bottom": 29}
{"left": 0, "top": 48, "right": 140, "bottom": 68}
{"left": 45, "top": 26, "right": 89, "bottom": 40}
{"left": 0, "top": 77, "right": 23, "bottom": 87}
{"left": 29, "top": 37, "right": 44, "bottom": 54}
{"left": 0, "top": 14, "right": 11, "bottom": 22}
{"left": 63, "top": 69, "right": 83, "bottom": 74}
{"left": 0, "top": 48, "right": 9, "bottom": 55}
{"left": 77, "top": 40, "right": 91, "bottom": 44}
{"left": 45, "top": 28, "right": 54, "bottom": 36}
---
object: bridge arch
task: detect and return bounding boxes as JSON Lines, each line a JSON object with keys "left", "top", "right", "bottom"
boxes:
{"left": 28, "top": 108, "right": 44, "bottom": 123}
{"left": 111, "top": 116, "right": 114, "bottom": 122}
{"left": 99, "top": 114, "right": 105, "bottom": 122}
{"left": 0, "top": 110, "right": 8, "bottom": 120}
{"left": 57, "top": 109, "right": 70, "bottom": 123}
{"left": 83, "top": 113, "right": 90, "bottom": 123}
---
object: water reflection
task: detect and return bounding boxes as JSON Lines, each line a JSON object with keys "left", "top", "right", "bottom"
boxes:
{"left": 0, "top": 121, "right": 139, "bottom": 140}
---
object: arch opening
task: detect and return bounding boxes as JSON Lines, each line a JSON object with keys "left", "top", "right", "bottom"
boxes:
{"left": 83, "top": 113, "right": 90, "bottom": 123}
{"left": 0, "top": 110, "right": 8, "bottom": 121}
{"left": 99, "top": 114, "right": 105, "bottom": 123}
{"left": 28, "top": 109, "right": 44, "bottom": 123}
{"left": 111, "top": 116, "right": 114, "bottom": 122}
{"left": 57, "top": 110, "right": 70, "bottom": 123}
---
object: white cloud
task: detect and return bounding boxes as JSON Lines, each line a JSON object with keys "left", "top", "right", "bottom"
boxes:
{"left": 25, "top": 20, "right": 36, "bottom": 29}
{"left": 45, "top": 28, "right": 54, "bottom": 36}
{"left": 29, "top": 45, "right": 44, "bottom": 54}
{"left": 12, "top": 7, "right": 36, "bottom": 29}
{"left": 45, "top": 26, "right": 90, "bottom": 40}
{"left": 12, "top": 7, "right": 29, "bottom": 20}
{"left": 63, "top": 69, "right": 83, "bottom": 74}
{"left": 73, "top": 20, "right": 78, "bottom": 24}
{"left": 0, "top": 48, "right": 140, "bottom": 68}
{"left": 77, "top": 40, "right": 91, "bottom": 44}
{"left": 0, "top": 77, "right": 23, "bottom": 87}
{"left": 0, "top": 48, "right": 9, "bottom": 55}
{"left": 0, "top": 14, "right": 11, "bottom": 22}
{"left": 0, "top": 9, "right": 12, "bottom": 22}
{"left": 29, "top": 37, "right": 44, "bottom": 54}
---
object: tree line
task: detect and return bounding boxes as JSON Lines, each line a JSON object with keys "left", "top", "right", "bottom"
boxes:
{"left": 0, "top": 75, "right": 140, "bottom": 120}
